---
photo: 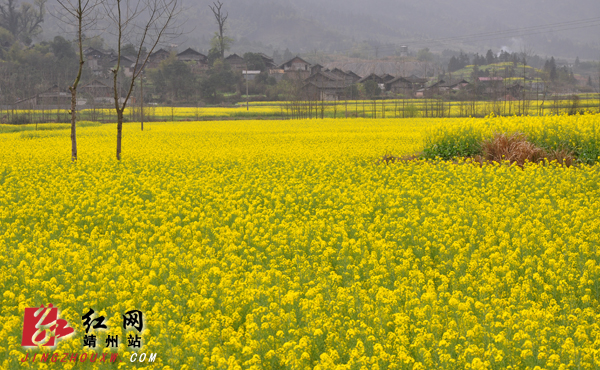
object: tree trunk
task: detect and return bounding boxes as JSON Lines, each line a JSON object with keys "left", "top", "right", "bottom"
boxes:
{"left": 116, "top": 109, "right": 123, "bottom": 160}
{"left": 141, "top": 76, "right": 144, "bottom": 131}
{"left": 70, "top": 89, "right": 78, "bottom": 161}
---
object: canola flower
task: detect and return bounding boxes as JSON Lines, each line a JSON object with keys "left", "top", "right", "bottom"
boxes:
{"left": 6, "top": 97, "right": 600, "bottom": 123}
{"left": 0, "top": 116, "right": 599, "bottom": 369}
{"left": 424, "top": 113, "right": 600, "bottom": 163}
{"left": 75, "top": 98, "right": 600, "bottom": 119}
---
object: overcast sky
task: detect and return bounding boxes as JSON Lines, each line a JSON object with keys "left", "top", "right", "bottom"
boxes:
{"left": 43, "top": 0, "right": 600, "bottom": 59}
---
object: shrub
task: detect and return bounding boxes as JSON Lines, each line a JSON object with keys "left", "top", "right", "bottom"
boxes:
{"left": 421, "top": 113, "right": 599, "bottom": 164}
{"left": 422, "top": 124, "right": 482, "bottom": 160}
{"left": 404, "top": 104, "right": 420, "bottom": 118}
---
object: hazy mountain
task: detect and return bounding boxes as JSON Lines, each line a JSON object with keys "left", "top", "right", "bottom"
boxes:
{"left": 42, "top": 0, "right": 600, "bottom": 60}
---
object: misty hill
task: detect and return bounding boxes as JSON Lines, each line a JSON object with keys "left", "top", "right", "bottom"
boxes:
{"left": 42, "top": 0, "right": 600, "bottom": 59}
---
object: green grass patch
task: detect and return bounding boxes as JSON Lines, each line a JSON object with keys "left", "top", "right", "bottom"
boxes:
{"left": 421, "top": 113, "right": 600, "bottom": 164}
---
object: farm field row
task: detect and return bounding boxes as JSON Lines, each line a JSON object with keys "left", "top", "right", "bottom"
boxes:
{"left": 1, "top": 116, "right": 599, "bottom": 369}
{"left": 4, "top": 96, "right": 600, "bottom": 124}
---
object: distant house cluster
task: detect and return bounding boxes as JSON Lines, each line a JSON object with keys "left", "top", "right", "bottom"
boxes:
{"left": 269, "top": 56, "right": 429, "bottom": 101}
{"left": 225, "top": 53, "right": 277, "bottom": 71}
{"left": 80, "top": 50, "right": 515, "bottom": 103}
{"left": 83, "top": 47, "right": 210, "bottom": 78}
{"left": 14, "top": 46, "right": 531, "bottom": 108}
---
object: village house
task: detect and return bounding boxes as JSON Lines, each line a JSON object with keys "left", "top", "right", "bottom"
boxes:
{"left": 80, "top": 79, "right": 113, "bottom": 103}
{"left": 177, "top": 48, "right": 208, "bottom": 73}
{"left": 224, "top": 53, "right": 245, "bottom": 70}
{"left": 305, "top": 70, "right": 344, "bottom": 85}
{"left": 440, "top": 79, "right": 470, "bottom": 93}
{"left": 177, "top": 48, "right": 207, "bottom": 63}
{"left": 301, "top": 66, "right": 363, "bottom": 100}
{"left": 328, "top": 68, "right": 360, "bottom": 85}
{"left": 476, "top": 76, "right": 504, "bottom": 96}
{"left": 416, "top": 80, "right": 443, "bottom": 97}
{"left": 380, "top": 74, "right": 395, "bottom": 83}
{"left": 278, "top": 56, "right": 312, "bottom": 80}
{"left": 146, "top": 48, "right": 171, "bottom": 69}
{"left": 345, "top": 70, "right": 362, "bottom": 83}
{"left": 416, "top": 79, "right": 469, "bottom": 97}
{"left": 279, "top": 56, "right": 311, "bottom": 72}
{"left": 358, "top": 73, "right": 387, "bottom": 91}
{"left": 385, "top": 76, "right": 413, "bottom": 95}
{"left": 358, "top": 73, "right": 385, "bottom": 85}
{"left": 84, "top": 47, "right": 117, "bottom": 77}
{"left": 268, "top": 68, "right": 285, "bottom": 82}
{"left": 310, "top": 64, "right": 324, "bottom": 75}
{"left": 14, "top": 85, "right": 71, "bottom": 108}
{"left": 257, "top": 53, "right": 277, "bottom": 69}
{"left": 177, "top": 48, "right": 208, "bottom": 71}
{"left": 302, "top": 81, "right": 346, "bottom": 101}
{"left": 35, "top": 85, "right": 71, "bottom": 106}
{"left": 108, "top": 55, "right": 136, "bottom": 76}
{"left": 403, "top": 75, "right": 428, "bottom": 89}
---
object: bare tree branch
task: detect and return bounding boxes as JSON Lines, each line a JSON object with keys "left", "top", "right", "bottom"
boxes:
{"left": 104, "top": 0, "right": 181, "bottom": 160}
{"left": 209, "top": 0, "right": 227, "bottom": 59}
{"left": 0, "top": 0, "right": 46, "bottom": 43}
{"left": 52, "top": 0, "right": 104, "bottom": 161}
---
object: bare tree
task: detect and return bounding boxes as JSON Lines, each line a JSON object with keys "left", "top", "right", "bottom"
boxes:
{"left": 209, "top": 1, "right": 228, "bottom": 59}
{"left": 0, "top": 0, "right": 46, "bottom": 43}
{"left": 597, "top": 57, "right": 600, "bottom": 112}
{"left": 104, "top": 0, "right": 180, "bottom": 160}
{"left": 54, "top": 0, "right": 103, "bottom": 161}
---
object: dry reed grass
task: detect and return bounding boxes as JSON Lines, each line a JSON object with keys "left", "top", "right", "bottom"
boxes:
{"left": 383, "top": 132, "right": 577, "bottom": 167}
{"left": 476, "top": 132, "right": 575, "bottom": 167}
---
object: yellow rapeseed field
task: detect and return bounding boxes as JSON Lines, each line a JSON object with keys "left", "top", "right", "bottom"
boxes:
{"left": 0, "top": 115, "right": 599, "bottom": 369}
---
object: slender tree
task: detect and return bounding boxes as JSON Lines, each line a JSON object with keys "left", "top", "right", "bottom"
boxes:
{"left": 597, "top": 59, "right": 600, "bottom": 112}
{"left": 55, "top": 0, "right": 102, "bottom": 161}
{"left": 104, "top": 0, "right": 180, "bottom": 160}
{"left": 209, "top": 1, "right": 228, "bottom": 59}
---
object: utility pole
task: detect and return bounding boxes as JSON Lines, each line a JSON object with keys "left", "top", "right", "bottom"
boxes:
{"left": 245, "top": 63, "right": 249, "bottom": 111}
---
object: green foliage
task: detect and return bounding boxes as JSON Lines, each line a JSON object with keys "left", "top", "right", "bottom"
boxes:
{"left": 122, "top": 43, "right": 145, "bottom": 57}
{"left": 210, "top": 33, "right": 233, "bottom": 59}
{"left": 243, "top": 52, "right": 266, "bottom": 71}
{"left": 207, "top": 47, "right": 221, "bottom": 67}
{"left": 260, "top": 73, "right": 276, "bottom": 86}
{"left": 422, "top": 125, "right": 482, "bottom": 160}
{"left": 422, "top": 114, "right": 600, "bottom": 164}
{"left": 0, "top": 26, "right": 13, "bottom": 53}
{"left": 0, "top": 31, "right": 80, "bottom": 104}
{"left": 148, "top": 53, "right": 198, "bottom": 102}
{"left": 404, "top": 104, "right": 419, "bottom": 118}
{"left": 524, "top": 117, "right": 600, "bottom": 165}
{"left": 0, "top": 0, "right": 45, "bottom": 45}
{"left": 82, "top": 35, "right": 106, "bottom": 50}
{"left": 199, "top": 59, "right": 239, "bottom": 103}
{"left": 363, "top": 80, "right": 380, "bottom": 99}
{"left": 50, "top": 36, "right": 75, "bottom": 61}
